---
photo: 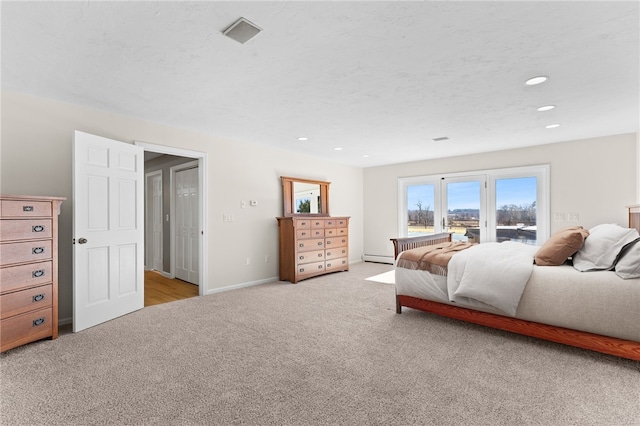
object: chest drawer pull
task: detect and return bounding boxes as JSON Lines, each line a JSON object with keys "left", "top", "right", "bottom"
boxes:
{"left": 32, "top": 247, "right": 45, "bottom": 255}
{"left": 33, "top": 293, "right": 46, "bottom": 302}
{"left": 32, "top": 269, "right": 45, "bottom": 278}
{"left": 32, "top": 225, "right": 45, "bottom": 233}
{"left": 33, "top": 317, "right": 46, "bottom": 327}
{"left": 23, "top": 206, "right": 34, "bottom": 212}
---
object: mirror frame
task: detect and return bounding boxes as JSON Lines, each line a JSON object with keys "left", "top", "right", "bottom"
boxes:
{"left": 281, "top": 176, "right": 330, "bottom": 217}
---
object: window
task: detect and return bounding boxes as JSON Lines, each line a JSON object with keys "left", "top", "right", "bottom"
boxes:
{"left": 399, "top": 165, "right": 549, "bottom": 245}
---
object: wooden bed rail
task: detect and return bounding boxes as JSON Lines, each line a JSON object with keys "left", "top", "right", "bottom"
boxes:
{"left": 390, "top": 233, "right": 452, "bottom": 260}
{"left": 396, "top": 295, "right": 640, "bottom": 361}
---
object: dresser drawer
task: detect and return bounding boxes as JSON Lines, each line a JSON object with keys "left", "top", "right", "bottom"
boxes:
{"left": 335, "top": 218, "right": 348, "bottom": 227}
{"left": 336, "top": 227, "right": 348, "bottom": 236}
{"left": 325, "top": 228, "right": 338, "bottom": 237}
{"left": 325, "top": 247, "right": 348, "bottom": 260}
{"left": 326, "top": 258, "right": 348, "bottom": 272}
{"left": 0, "top": 240, "right": 52, "bottom": 266}
{"left": 0, "top": 307, "right": 53, "bottom": 351}
{"left": 295, "top": 219, "right": 311, "bottom": 229}
{"left": 297, "top": 238, "right": 324, "bottom": 252}
{"left": 0, "top": 284, "right": 52, "bottom": 319}
{"left": 0, "top": 261, "right": 53, "bottom": 293}
{"left": 325, "top": 236, "right": 348, "bottom": 248}
{"left": 324, "top": 219, "right": 338, "bottom": 228}
{"left": 297, "top": 261, "right": 325, "bottom": 276}
{"left": 296, "top": 228, "right": 324, "bottom": 239}
{"left": 311, "top": 219, "right": 325, "bottom": 229}
{"left": 297, "top": 250, "right": 325, "bottom": 265}
{"left": 1, "top": 200, "right": 52, "bottom": 218}
{"left": 0, "top": 219, "right": 53, "bottom": 241}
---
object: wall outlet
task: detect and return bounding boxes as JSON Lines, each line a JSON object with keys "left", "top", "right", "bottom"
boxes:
{"left": 554, "top": 213, "right": 565, "bottom": 222}
{"left": 567, "top": 212, "right": 580, "bottom": 222}
{"left": 241, "top": 201, "right": 247, "bottom": 208}
{"left": 223, "top": 214, "right": 234, "bottom": 222}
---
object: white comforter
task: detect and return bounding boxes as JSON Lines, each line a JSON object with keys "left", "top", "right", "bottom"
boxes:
{"left": 447, "top": 241, "right": 539, "bottom": 316}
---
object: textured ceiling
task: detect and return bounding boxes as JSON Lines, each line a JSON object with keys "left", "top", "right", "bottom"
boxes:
{"left": 2, "top": 1, "right": 638, "bottom": 167}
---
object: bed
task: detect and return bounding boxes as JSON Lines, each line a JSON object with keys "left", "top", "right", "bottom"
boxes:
{"left": 391, "top": 215, "right": 640, "bottom": 361}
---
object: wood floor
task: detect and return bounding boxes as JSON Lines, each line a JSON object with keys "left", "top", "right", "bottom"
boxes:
{"left": 144, "top": 270, "right": 199, "bottom": 307}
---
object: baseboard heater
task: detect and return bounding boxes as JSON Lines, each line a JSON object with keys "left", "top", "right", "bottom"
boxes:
{"left": 362, "top": 254, "right": 394, "bottom": 264}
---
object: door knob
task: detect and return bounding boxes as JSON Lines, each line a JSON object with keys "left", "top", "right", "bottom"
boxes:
{"left": 78, "top": 238, "right": 88, "bottom": 244}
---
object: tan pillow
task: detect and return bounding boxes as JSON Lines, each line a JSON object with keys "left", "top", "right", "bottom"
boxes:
{"left": 535, "top": 226, "right": 590, "bottom": 266}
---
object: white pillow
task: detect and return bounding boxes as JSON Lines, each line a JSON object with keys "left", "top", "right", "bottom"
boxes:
{"left": 615, "top": 238, "right": 640, "bottom": 279}
{"left": 573, "top": 224, "right": 640, "bottom": 272}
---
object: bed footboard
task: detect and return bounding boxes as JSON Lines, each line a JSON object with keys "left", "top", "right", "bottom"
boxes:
{"left": 397, "top": 295, "right": 640, "bottom": 361}
{"left": 390, "top": 233, "right": 452, "bottom": 260}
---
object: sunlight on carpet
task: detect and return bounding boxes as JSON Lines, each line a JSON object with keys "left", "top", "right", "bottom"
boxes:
{"left": 365, "top": 270, "right": 395, "bottom": 284}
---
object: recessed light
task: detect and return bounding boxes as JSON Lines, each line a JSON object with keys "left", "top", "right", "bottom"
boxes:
{"left": 525, "top": 75, "right": 549, "bottom": 86}
{"left": 546, "top": 123, "right": 560, "bottom": 129}
{"left": 297, "top": 137, "right": 308, "bottom": 141}
{"left": 537, "top": 105, "right": 555, "bottom": 112}
{"left": 362, "top": 154, "right": 370, "bottom": 158}
{"left": 333, "top": 147, "right": 343, "bottom": 151}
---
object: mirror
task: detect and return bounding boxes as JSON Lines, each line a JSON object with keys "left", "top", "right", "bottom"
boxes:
{"left": 281, "top": 176, "right": 330, "bottom": 217}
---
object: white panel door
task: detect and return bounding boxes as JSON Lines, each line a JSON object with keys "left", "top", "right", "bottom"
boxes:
{"left": 73, "top": 131, "right": 144, "bottom": 332}
{"left": 175, "top": 167, "right": 199, "bottom": 285}
{"left": 145, "top": 171, "right": 163, "bottom": 271}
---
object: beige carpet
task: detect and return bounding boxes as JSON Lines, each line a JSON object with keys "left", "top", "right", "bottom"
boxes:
{"left": 1, "top": 262, "right": 639, "bottom": 426}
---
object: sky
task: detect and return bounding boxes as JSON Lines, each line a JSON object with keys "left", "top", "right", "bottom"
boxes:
{"left": 407, "top": 177, "right": 536, "bottom": 211}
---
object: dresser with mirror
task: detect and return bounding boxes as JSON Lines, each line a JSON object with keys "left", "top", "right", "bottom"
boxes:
{"left": 276, "top": 177, "right": 349, "bottom": 283}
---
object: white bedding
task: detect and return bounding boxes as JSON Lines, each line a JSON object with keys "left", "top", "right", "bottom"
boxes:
{"left": 448, "top": 241, "right": 538, "bottom": 316}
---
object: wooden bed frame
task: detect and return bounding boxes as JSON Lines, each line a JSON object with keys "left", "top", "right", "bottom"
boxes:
{"left": 390, "top": 232, "right": 640, "bottom": 361}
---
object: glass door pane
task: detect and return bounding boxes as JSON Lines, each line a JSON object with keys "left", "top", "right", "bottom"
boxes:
{"left": 443, "top": 177, "right": 485, "bottom": 243}
{"left": 495, "top": 177, "right": 537, "bottom": 244}
{"left": 406, "top": 184, "right": 436, "bottom": 236}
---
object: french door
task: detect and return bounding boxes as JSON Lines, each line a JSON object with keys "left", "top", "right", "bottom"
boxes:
{"left": 400, "top": 166, "right": 549, "bottom": 245}
{"left": 442, "top": 175, "right": 486, "bottom": 243}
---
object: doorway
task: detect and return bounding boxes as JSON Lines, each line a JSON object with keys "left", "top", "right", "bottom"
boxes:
{"left": 138, "top": 142, "right": 207, "bottom": 302}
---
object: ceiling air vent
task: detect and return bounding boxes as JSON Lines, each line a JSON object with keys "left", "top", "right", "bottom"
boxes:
{"left": 222, "top": 17, "right": 262, "bottom": 44}
{"left": 432, "top": 136, "right": 449, "bottom": 142}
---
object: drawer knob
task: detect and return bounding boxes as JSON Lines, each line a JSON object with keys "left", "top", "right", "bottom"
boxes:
{"left": 32, "top": 247, "right": 45, "bottom": 255}
{"left": 33, "top": 293, "right": 46, "bottom": 302}
{"left": 318, "top": 253, "right": 322, "bottom": 257}
{"left": 318, "top": 242, "right": 323, "bottom": 246}
{"left": 326, "top": 241, "right": 331, "bottom": 245}
{"left": 32, "top": 269, "right": 45, "bottom": 278}
{"left": 32, "top": 225, "right": 45, "bottom": 233}
{"left": 299, "top": 256, "right": 304, "bottom": 260}
{"left": 299, "top": 268, "right": 305, "bottom": 273}
{"left": 33, "top": 317, "right": 46, "bottom": 327}
{"left": 23, "top": 205, "right": 34, "bottom": 212}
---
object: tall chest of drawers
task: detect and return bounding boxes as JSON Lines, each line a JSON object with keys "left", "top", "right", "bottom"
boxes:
{"left": 0, "top": 195, "right": 64, "bottom": 352}
{"left": 277, "top": 216, "right": 349, "bottom": 283}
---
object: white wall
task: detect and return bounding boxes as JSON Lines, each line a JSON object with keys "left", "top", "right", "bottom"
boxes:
{"left": 363, "top": 133, "right": 638, "bottom": 260}
{"left": 1, "top": 91, "right": 364, "bottom": 323}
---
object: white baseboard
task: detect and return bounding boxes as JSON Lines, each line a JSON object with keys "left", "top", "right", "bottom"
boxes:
{"left": 205, "top": 276, "right": 280, "bottom": 295}
{"left": 362, "top": 254, "right": 394, "bottom": 264}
